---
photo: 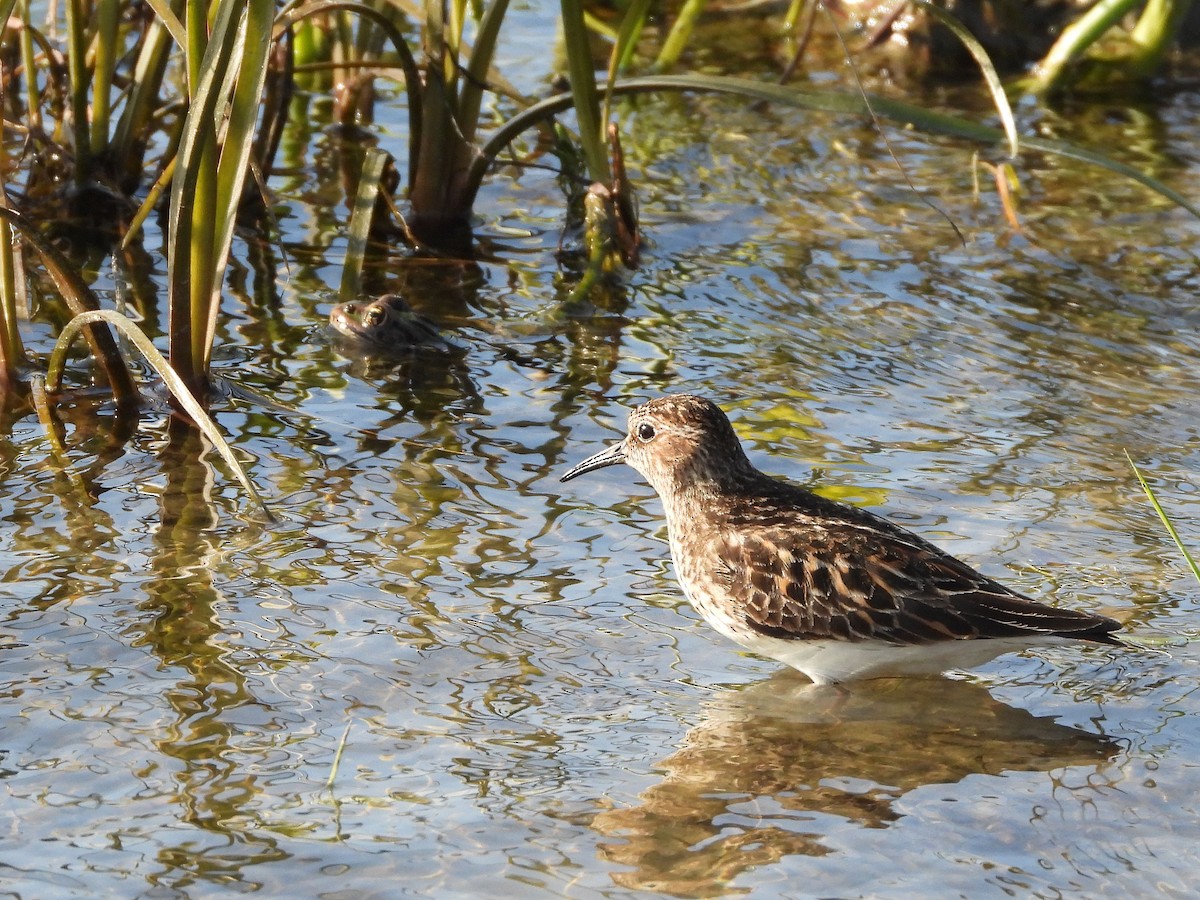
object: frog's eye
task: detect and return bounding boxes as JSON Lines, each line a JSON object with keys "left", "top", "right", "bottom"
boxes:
{"left": 636, "top": 422, "right": 656, "bottom": 442}
{"left": 365, "top": 306, "right": 386, "bottom": 327}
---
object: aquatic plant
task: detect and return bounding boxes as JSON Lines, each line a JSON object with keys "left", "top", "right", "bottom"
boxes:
{"left": 1032, "top": 0, "right": 1193, "bottom": 92}
{"left": 0, "top": 0, "right": 1195, "bottom": 408}
{"left": 1128, "top": 452, "right": 1200, "bottom": 587}
{"left": 164, "top": 0, "right": 276, "bottom": 396}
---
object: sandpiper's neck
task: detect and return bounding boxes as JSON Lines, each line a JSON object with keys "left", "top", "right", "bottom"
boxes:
{"left": 655, "top": 463, "right": 762, "bottom": 538}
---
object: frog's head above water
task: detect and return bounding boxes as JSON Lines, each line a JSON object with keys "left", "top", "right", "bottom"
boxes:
{"left": 329, "top": 294, "right": 443, "bottom": 350}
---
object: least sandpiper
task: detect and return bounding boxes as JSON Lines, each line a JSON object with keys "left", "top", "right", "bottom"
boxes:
{"left": 561, "top": 395, "right": 1123, "bottom": 684}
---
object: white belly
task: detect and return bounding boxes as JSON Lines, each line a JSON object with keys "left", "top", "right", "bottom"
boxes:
{"left": 734, "top": 632, "right": 1064, "bottom": 685}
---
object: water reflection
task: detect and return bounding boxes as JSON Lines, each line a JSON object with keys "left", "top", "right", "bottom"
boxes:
{"left": 593, "top": 673, "right": 1120, "bottom": 895}
{"left": 3, "top": 18, "right": 1199, "bottom": 895}
{"left": 136, "top": 423, "right": 283, "bottom": 891}
{"left": 332, "top": 341, "right": 480, "bottom": 417}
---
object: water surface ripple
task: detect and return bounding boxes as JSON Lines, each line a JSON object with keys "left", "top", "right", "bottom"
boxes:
{"left": 3, "top": 52, "right": 1200, "bottom": 900}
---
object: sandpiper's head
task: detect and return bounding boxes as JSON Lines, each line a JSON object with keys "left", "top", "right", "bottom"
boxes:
{"left": 560, "top": 394, "right": 751, "bottom": 493}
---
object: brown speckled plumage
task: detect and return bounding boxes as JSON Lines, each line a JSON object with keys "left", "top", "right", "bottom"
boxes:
{"left": 561, "top": 394, "right": 1123, "bottom": 684}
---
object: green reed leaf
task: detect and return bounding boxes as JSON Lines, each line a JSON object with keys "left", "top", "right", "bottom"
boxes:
{"left": 340, "top": 148, "right": 391, "bottom": 300}
{"left": 471, "top": 75, "right": 1200, "bottom": 221}
{"left": 47, "top": 309, "right": 273, "bottom": 519}
{"left": 909, "top": 0, "right": 1017, "bottom": 158}
{"left": 560, "top": 0, "right": 609, "bottom": 184}
{"left": 0, "top": 206, "right": 136, "bottom": 402}
{"left": 1127, "top": 451, "right": 1200, "bottom": 586}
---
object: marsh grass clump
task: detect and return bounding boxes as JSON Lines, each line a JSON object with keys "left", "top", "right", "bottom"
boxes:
{"left": 0, "top": 0, "right": 1196, "bottom": 515}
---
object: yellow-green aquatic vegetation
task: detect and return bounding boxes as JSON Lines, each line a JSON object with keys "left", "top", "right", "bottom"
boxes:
{"left": 1127, "top": 451, "right": 1200, "bottom": 588}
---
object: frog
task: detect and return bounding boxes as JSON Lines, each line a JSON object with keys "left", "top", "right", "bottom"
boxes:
{"left": 328, "top": 293, "right": 447, "bottom": 352}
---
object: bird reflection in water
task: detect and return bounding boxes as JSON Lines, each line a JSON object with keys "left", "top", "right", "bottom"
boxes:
{"left": 591, "top": 672, "right": 1120, "bottom": 895}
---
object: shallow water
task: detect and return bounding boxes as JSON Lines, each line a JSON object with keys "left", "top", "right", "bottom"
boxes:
{"left": 4, "top": 9, "right": 1200, "bottom": 899}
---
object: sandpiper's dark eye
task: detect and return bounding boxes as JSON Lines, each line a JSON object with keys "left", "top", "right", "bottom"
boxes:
{"left": 365, "top": 306, "right": 385, "bottom": 326}
{"left": 637, "top": 423, "right": 656, "bottom": 442}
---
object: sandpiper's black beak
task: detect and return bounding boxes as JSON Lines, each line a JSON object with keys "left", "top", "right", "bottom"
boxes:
{"left": 560, "top": 440, "right": 627, "bottom": 482}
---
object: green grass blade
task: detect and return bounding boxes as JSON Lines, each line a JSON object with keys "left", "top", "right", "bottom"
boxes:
{"left": 326, "top": 720, "right": 353, "bottom": 791}
{"left": 458, "top": 0, "right": 511, "bottom": 145}
{"left": 124, "top": 155, "right": 178, "bottom": 250}
{"left": 654, "top": 0, "right": 707, "bottom": 72}
{"left": 449, "top": 0, "right": 465, "bottom": 59}
{"left": 28, "top": 375, "right": 74, "bottom": 465}
{"left": 168, "top": 0, "right": 275, "bottom": 382}
{"left": 583, "top": 9, "right": 618, "bottom": 41}
{"left": 185, "top": 0, "right": 205, "bottom": 88}
{"left": 339, "top": 147, "right": 391, "bottom": 300}
{"left": 909, "top": 0, "right": 1017, "bottom": 158}
{"left": 1129, "top": 0, "right": 1194, "bottom": 76}
{"left": 1126, "top": 451, "right": 1200, "bottom": 586}
{"left": 0, "top": 132, "right": 24, "bottom": 383}
{"left": 609, "top": 0, "right": 652, "bottom": 80}
{"left": 168, "top": 0, "right": 237, "bottom": 384}
{"left": 64, "top": 0, "right": 91, "bottom": 183}
{"left": 560, "top": 0, "right": 609, "bottom": 183}
{"left": 0, "top": 206, "right": 136, "bottom": 402}
{"left": 89, "top": 0, "right": 120, "bottom": 157}
{"left": 1032, "top": 0, "right": 1141, "bottom": 92}
{"left": 205, "top": 0, "right": 275, "bottom": 369}
{"left": 602, "top": 0, "right": 653, "bottom": 126}
{"left": 111, "top": 12, "right": 176, "bottom": 189}
{"left": 46, "top": 309, "right": 273, "bottom": 519}
{"left": 12, "top": 0, "right": 40, "bottom": 133}
{"left": 142, "top": 0, "right": 187, "bottom": 49}
{"left": 0, "top": 1, "right": 19, "bottom": 36}
{"left": 471, "top": 75, "right": 1200, "bottom": 221}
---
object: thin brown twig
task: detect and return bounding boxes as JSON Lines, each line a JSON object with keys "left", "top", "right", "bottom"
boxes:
{"left": 987, "top": 161, "right": 1022, "bottom": 231}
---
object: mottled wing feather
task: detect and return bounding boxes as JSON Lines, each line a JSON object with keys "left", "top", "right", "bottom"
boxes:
{"left": 715, "top": 525, "right": 1121, "bottom": 646}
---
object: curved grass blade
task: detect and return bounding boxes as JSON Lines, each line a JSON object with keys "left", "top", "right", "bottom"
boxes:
{"left": 470, "top": 75, "right": 1200, "bottom": 221}
{"left": 276, "top": 1, "right": 424, "bottom": 183}
{"left": 0, "top": 206, "right": 137, "bottom": 402}
{"left": 909, "top": 0, "right": 1017, "bottom": 158}
{"left": 46, "top": 309, "right": 273, "bottom": 520}
{"left": 1127, "top": 450, "right": 1200, "bottom": 586}
{"left": 28, "top": 374, "right": 71, "bottom": 463}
